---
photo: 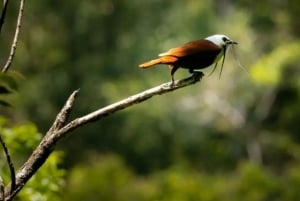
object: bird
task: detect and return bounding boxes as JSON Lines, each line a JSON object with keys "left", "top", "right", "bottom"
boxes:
{"left": 139, "top": 34, "right": 238, "bottom": 84}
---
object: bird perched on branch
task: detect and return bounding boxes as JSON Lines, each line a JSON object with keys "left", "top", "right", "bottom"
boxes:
{"left": 139, "top": 34, "right": 237, "bottom": 84}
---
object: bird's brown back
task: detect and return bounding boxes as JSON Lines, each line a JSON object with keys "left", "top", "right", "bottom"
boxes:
{"left": 159, "top": 39, "right": 222, "bottom": 69}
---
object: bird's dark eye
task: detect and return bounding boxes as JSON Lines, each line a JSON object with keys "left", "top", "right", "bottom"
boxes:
{"left": 222, "top": 37, "right": 228, "bottom": 42}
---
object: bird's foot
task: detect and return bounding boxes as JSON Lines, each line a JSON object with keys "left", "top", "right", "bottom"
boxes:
{"left": 170, "top": 80, "right": 175, "bottom": 87}
{"left": 192, "top": 71, "right": 204, "bottom": 80}
{"left": 169, "top": 76, "right": 175, "bottom": 87}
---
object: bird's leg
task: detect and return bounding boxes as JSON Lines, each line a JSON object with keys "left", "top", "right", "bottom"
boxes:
{"left": 189, "top": 69, "right": 194, "bottom": 74}
{"left": 169, "top": 65, "right": 178, "bottom": 86}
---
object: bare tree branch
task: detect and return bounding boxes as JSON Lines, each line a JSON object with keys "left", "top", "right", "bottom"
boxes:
{"left": 0, "top": 177, "right": 4, "bottom": 201}
{"left": 4, "top": 72, "right": 203, "bottom": 200}
{"left": 0, "top": 1, "right": 24, "bottom": 200}
{"left": 2, "top": 0, "right": 25, "bottom": 73}
{"left": 57, "top": 72, "right": 204, "bottom": 135}
{"left": 0, "top": 0, "right": 10, "bottom": 33}
{"left": 0, "top": 134, "right": 15, "bottom": 199}
{"left": 4, "top": 89, "right": 78, "bottom": 201}
{"left": 46, "top": 89, "right": 80, "bottom": 137}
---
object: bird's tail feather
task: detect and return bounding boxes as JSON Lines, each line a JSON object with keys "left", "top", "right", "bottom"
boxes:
{"left": 139, "top": 56, "right": 177, "bottom": 68}
{"left": 139, "top": 58, "right": 162, "bottom": 68}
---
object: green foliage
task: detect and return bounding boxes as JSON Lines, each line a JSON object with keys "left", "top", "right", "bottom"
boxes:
{"left": 64, "top": 155, "right": 300, "bottom": 201}
{"left": 18, "top": 152, "right": 65, "bottom": 201}
{"left": 65, "top": 154, "right": 133, "bottom": 201}
{"left": 251, "top": 41, "right": 300, "bottom": 85}
{"left": 0, "top": 117, "right": 65, "bottom": 201}
{"left": 0, "top": 71, "right": 23, "bottom": 107}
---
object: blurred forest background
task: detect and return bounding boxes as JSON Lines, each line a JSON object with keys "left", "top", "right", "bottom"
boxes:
{"left": 1, "top": 0, "right": 300, "bottom": 200}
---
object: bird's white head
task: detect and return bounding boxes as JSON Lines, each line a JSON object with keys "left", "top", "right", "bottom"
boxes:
{"left": 205, "top": 34, "right": 237, "bottom": 48}
{"left": 204, "top": 34, "right": 238, "bottom": 78}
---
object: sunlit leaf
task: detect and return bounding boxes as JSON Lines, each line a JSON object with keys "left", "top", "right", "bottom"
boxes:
{"left": 250, "top": 41, "right": 300, "bottom": 85}
{"left": 0, "top": 116, "right": 65, "bottom": 201}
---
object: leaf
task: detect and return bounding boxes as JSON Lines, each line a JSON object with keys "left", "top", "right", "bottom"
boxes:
{"left": 250, "top": 41, "right": 300, "bottom": 85}
{"left": 0, "top": 71, "right": 24, "bottom": 92}
{"left": 0, "top": 99, "right": 11, "bottom": 107}
{"left": 0, "top": 85, "right": 12, "bottom": 94}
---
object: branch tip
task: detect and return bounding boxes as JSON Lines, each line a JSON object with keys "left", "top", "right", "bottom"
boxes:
{"left": 1, "top": 0, "right": 25, "bottom": 73}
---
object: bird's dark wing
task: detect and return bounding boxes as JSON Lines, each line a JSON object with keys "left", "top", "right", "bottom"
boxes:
{"left": 159, "top": 39, "right": 222, "bottom": 58}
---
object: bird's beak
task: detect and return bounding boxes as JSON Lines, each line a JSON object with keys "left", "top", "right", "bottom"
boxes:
{"left": 228, "top": 40, "right": 238, "bottom": 45}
